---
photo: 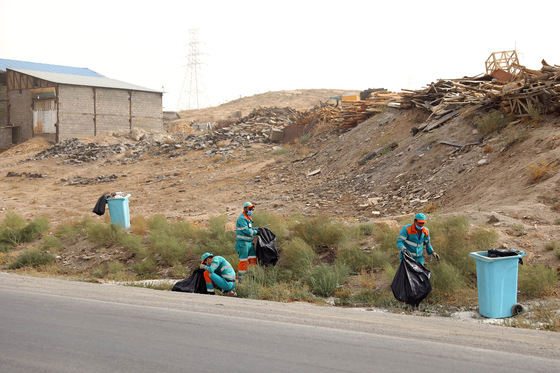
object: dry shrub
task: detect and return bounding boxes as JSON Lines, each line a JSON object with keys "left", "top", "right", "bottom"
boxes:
{"left": 518, "top": 264, "right": 558, "bottom": 298}
{"left": 130, "top": 215, "right": 149, "bottom": 235}
{"left": 527, "top": 158, "right": 558, "bottom": 183}
{"left": 357, "top": 269, "right": 376, "bottom": 288}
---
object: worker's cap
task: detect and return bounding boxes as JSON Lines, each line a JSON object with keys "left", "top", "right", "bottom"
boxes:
{"left": 243, "top": 202, "right": 254, "bottom": 208}
{"left": 201, "top": 252, "right": 214, "bottom": 262}
{"left": 414, "top": 213, "right": 427, "bottom": 223}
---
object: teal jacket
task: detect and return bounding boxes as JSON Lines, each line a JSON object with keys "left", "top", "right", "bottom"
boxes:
{"left": 202, "top": 256, "right": 236, "bottom": 282}
{"left": 397, "top": 224, "right": 434, "bottom": 263}
{"left": 236, "top": 212, "right": 257, "bottom": 243}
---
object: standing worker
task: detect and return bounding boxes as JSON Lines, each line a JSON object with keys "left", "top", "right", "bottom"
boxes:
{"left": 235, "top": 202, "right": 258, "bottom": 280}
{"left": 200, "top": 253, "right": 236, "bottom": 296}
{"left": 397, "top": 213, "right": 440, "bottom": 265}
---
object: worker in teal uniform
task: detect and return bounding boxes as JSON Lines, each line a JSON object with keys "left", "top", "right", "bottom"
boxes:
{"left": 200, "top": 252, "right": 236, "bottom": 296}
{"left": 235, "top": 202, "right": 258, "bottom": 280}
{"left": 397, "top": 213, "right": 440, "bottom": 265}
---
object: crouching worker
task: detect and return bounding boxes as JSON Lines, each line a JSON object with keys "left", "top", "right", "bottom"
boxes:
{"left": 200, "top": 252, "right": 236, "bottom": 297}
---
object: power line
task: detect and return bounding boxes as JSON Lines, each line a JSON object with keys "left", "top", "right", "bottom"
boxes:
{"left": 177, "top": 28, "right": 209, "bottom": 110}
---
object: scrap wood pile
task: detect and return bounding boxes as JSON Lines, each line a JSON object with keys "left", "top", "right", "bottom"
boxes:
{"left": 318, "top": 51, "right": 560, "bottom": 133}
{"left": 293, "top": 91, "right": 408, "bottom": 129}
{"left": 236, "top": 107, "right": 304, "bottom": 127}
{"left": 400, "top": 52, "right": 560, "bottom": 131}
{"left": 294, "top": 105, "right": 345, "bottom": 128}
{"left": 338, "top": 91, "right": 408, "bottom": 127}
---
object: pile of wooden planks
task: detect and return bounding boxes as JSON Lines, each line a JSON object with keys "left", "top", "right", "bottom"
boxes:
{"left": 401, "top": 56, "right": 560, "bottom": 120}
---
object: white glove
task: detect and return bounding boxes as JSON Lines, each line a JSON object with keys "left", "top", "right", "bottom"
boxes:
{"left": 432, "top": 252, "right": 440, "bottom": 261}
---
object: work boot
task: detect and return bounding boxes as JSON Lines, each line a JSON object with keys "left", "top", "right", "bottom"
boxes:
{"left": 224, "top": 290, "right": 237, "bottom": 297}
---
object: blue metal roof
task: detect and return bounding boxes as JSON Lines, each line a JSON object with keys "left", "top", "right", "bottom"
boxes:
{"left": 0, "top": 58, "right": 103, "bottom": 77}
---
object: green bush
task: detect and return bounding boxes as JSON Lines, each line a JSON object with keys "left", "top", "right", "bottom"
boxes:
{"left": 92, "top": 264, "right": 108, "bottom": 278}
{"left": 259, "top": 281, "right": 315, "bottom": 302}
{"left": 244, "top": 265, "right": 279, "bottom": 287}
{"left": 55, "top": 217, "right": 93, "bottom": 243}
{"left": 0, "top": 214, "right": 50, "bottom": 251}
{"left": 133, "top": 256, "right": 157, "bottom": 278}
{"left": 253, "top": 209, "right": 289, "bottom": 244}
{"left": 280, "top": 237, "right": 316, "bottom": 276}
{"left": 372, "top": 223, "right": 400, "bottom": 252}
{"left": 469, "top": 226, "right": 499, "bottom": 251}
{"left": 429, "top": 261, "right": 468, "bottom": 300}
{"left": 545, "top": 240, "right": 560, "bottom": 251}
{"left": 335, "top": 247, "right": 370, "bottom": 273}
{"left": 357, "top": 222, "right": 376, "bottom": 237}
{"left": 305, "top": 263, "right": 350, "bottom": 297}
{"left": 235, "top": 277, "right": 263, "bottom": 299}
{"left": 383, "top": 263, "right": 397, "bottom": 285}
{"left": 87, "top": 221, "right": 126, "bottom": 248}
{"left": 107, "top": 262, "right": 126, "bottom": 281}
{"left": 3, "top": 211, "right": 26, "bottom": 230}
{"left": 518, "top": 265, "right": 558, "bottom": 298}
{"left": 8, "top": 249, "right": 55, "bottom": 269}
{"left": 193, "top": 215, "right": 236, "bottom": 259}
{"left": 429, "top": 216, "right": 476, "bottom": 276}
{"left": 335, "top": 246, "right": 391, "bottom": 273}
{"left": 476, "top": 110, "right": 509, "bottom": 136}
{"left": 293, "top": 215, "right": 348, "bottom": 249}
{"left": 40, "top": 236, "right": 63, "bottom": 252}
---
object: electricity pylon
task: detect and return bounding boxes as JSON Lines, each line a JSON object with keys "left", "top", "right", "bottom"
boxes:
{"left": 177, "top": 28, "right": 209, "bottom": 110}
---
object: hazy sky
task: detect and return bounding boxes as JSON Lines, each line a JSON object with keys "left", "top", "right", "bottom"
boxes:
{"left": 2, "top": 0, "right": 559, "bottom": 111}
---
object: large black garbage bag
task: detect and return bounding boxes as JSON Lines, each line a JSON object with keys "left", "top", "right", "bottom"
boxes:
{"left": 172, "top": 268, "right": 208, "bottom": 294}
{"left": 391, "top": 250, "right": 432, "bottom": 306}
{"left": 256, "top": 227, "right": 279, "bottom": 266}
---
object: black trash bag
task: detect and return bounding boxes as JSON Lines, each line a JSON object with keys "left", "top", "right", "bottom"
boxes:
{"left": 391, "top": 250, "right": 432, "bottom": 306}
{"left": 172, "top": 268, "right": 208, "bottom": 294}
{"left": 256, "top": 227, "right": 279, "bottom": 266}
{"left": 488, "top": 249, "right": 524, "bottom": 264}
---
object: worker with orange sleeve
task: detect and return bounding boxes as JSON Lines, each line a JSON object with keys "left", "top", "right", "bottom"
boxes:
{"left": 200, "top": 252, "right": 236, "bottom": 296}
{"left": 397, "top": 213, "right": 440, "bottom": 266}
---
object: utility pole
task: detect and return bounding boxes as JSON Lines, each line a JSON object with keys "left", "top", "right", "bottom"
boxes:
{"left": 177, "top": 28, "right": 208, "bottom": 110}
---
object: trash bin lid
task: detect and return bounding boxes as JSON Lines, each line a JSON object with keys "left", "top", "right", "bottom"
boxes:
{"left": 469, "top": 250, "right": 526, "bottom": 262}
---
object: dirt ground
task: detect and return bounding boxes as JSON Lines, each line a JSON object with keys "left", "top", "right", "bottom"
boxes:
{"left": 1, "top": 89, "right": 560, "bottom": 276}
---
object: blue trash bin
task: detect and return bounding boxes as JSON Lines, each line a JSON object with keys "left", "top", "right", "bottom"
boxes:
{"left": 469, "top": 250, "right": 526, "bottom": 318}
{"left": 107, "top": 194, "right": 131, "bottom": 228}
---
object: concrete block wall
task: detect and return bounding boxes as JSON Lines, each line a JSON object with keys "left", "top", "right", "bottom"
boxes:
{"left": 96, "top": 88, "right": 130, "bottom": 133}
{"left": 0, "top": 127, "right": 11, "bottom": 147}
{"left": 8, "top": 89, "right": 33, "bottom": 140}
{"left": 131, "top": 91, "right": 162, "bottom": 130}
{"left": 58, "top": 85, "right": 95, "bottom": 139}
{"left": 0, "top": 84, "right": 7, "bottom": 127}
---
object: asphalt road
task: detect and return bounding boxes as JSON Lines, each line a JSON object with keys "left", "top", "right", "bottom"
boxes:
{"left": 0, "top": 272, "right": 558, "bottom": 373}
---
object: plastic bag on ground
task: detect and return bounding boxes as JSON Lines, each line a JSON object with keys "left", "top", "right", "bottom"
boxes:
{"left": 172, "top": 268, "right": 208, "bottom": 294}
{"left": 391, "top": 250, "right": 432, "bottom": 306}
{"left": 256, "top": 227, "right": 279, "bottom": 266}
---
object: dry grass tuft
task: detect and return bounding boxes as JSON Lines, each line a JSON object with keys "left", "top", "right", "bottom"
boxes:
{"left": 527, "top": 158, "right": 558, "bottom": 183}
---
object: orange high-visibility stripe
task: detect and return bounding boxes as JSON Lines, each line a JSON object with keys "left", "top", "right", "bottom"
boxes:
{"left": 238, "top": 259, "right": 248, "bottom": 272}
{"left": 248, "top": 257, "right": 257, "bottom": 266}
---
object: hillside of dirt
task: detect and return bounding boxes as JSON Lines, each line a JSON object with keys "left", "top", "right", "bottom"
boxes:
{"left": 0, "top": 88, "right": 560, "bottom": 276}
{"left": 166, "top": 89, "right": 356, "bottom": 131}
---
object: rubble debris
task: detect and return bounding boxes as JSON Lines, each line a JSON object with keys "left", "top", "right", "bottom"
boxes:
{"left": 357, "top": 141, "right": 399, "bottom": 165}
{"left": 61, "top": 174, "right": 119, "bottom": 186}
{"left": 6, "top": 171, "right": 46, "bottom": 178}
